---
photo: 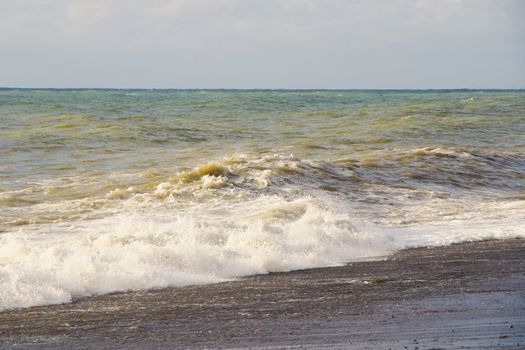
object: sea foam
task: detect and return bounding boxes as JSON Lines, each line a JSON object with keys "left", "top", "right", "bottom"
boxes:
{"left": 1, "top": 191, "right": 524, "bottom": 311}
{"left": 0, "top": 196, "right": 384, "bottom": 310}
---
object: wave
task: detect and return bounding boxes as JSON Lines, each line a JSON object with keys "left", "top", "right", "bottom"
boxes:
{"left": 1, "top": 150, "right": 524, "bottom": 233}
{"left": 1, "top": 192, "right": 523, "bottom": 311}
{"left": 1, "top": 152, "right": 524, "bottom": 310}
{"left": 0, "top": 196, "right": 383, "bottom": 310}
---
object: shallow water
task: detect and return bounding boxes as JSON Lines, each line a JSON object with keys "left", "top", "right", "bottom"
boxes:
{"left": 1, "top": 89, "right": 524, "bottom": 310}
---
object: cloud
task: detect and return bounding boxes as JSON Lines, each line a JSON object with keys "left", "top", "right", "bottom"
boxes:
{"left": 65, "top": 1, "right": 110, "bottom": 25}
{"left": 0, "top": 0, "right": 523, "bottom": 88}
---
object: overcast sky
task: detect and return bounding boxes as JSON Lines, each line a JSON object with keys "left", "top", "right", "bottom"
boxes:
{"left": 1, "top": 0, "right": 524, "bottom": 89}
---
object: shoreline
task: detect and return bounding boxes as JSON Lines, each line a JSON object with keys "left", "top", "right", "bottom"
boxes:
{"left": 1, "top": 238, "right": 524, "bottom": 349}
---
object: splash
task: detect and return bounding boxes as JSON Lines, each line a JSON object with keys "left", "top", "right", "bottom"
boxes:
{"left": 1, "top": 187, "right": 524, "bottom": 311}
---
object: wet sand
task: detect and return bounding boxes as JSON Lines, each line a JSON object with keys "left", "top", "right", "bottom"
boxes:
{"left": 1, "top": 238, "right": 524, "bottom": 349}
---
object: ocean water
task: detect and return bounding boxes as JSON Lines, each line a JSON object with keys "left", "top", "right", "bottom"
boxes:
{"left": 1, "top": 89, "right": 524, "bottom": 310}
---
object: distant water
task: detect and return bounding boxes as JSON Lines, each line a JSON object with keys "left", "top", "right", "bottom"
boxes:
{"left": 1, "top": 89, "right": 524, "bottom": 310}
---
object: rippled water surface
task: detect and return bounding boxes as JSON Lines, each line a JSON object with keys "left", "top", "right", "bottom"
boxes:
{"left": 1, "top": 89, "right": 524, "bottom": 310}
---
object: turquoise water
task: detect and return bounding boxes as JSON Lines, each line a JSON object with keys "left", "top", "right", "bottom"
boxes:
{"left": 1, "top": 89, "right": 524, "bottom": 310}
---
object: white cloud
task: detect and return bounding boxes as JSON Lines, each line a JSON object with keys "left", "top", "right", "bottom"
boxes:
{"left": 65, "top": 1, "right": 110, "bottom": 24}
{"left": 0, "top": 0, "right": 523, "bottom": 88}
{"left": 59, "top": 1, "right": 111, "bottom": 36}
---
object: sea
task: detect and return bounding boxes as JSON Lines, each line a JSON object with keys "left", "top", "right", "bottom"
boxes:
{"left": 1, "top": 89, "right": 524, "bottom": 310}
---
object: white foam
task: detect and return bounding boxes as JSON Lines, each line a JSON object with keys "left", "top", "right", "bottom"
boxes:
{"left": 1, "top": 192, "right": 524, "bottom": 311}
{"left": 408, "top": 146, "right": 473, "bottom": 158}
{"left": 0, "top": 196, "right": 382, "bottom": 310}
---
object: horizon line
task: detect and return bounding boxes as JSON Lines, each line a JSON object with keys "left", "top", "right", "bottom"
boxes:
{"left": 1, "top": 87, "right": 524, "bottom": 91}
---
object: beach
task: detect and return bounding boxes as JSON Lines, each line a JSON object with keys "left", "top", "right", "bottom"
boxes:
{"left": 1, "top": 238, "right": 523, "bottom": 349}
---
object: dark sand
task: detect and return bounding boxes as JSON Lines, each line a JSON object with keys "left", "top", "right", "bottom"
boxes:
{"left": 1, "top": 239, "right": 524, "bottom": 349}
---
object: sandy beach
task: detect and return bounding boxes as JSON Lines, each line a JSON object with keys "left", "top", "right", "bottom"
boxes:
{"left": 0, "top": 238, "right": 523, "bottom": 349}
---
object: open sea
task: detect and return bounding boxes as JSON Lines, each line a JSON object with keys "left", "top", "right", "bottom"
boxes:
{"left": 1, "top": 89, "right": 524, "bottom": 310}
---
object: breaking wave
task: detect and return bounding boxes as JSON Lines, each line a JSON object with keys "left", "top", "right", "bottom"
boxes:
{"left": 1, "top": 151, "right": 525, "bottom": 310}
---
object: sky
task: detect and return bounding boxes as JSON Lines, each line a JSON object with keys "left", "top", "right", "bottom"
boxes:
{"left": 1, "top": 0, "right": 524, "bottom": 89}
